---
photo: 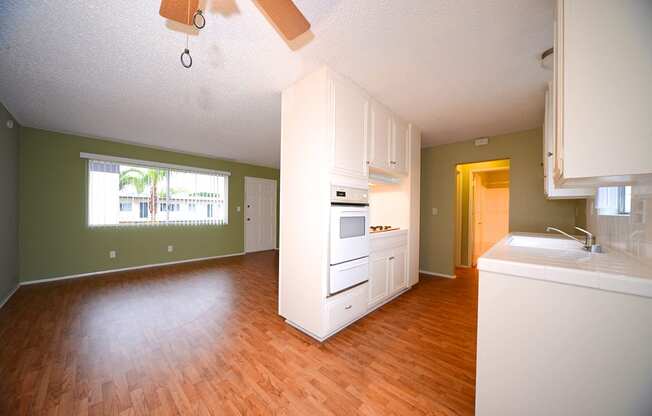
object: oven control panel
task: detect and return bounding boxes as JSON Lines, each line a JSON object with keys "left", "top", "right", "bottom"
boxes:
{"left": 331, "top": 185, "right": 368, "bottom": 204}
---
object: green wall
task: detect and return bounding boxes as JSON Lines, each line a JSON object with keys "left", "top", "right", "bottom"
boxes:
{"left": 19, "top": 127, "right": 279, "bottom": 283}
{"left": 420, "top": 128, "right": 585, "bottom": 276}
{"left": 457, "top": 159, "right": 511, "bottom": 266}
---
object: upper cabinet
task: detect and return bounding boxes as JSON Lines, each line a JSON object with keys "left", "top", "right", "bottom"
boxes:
{"left": 553, "top": 0, "right": 652, "bottom": 186}
{"left": 367, "top": 102, "right": 409, "bottom": 176}
{"left": 330, "top": 75, "right": 369, "bottom": 181}
{"left": 391, "top": 117, "right": 409, "bottom": 175}
{"left": 543, "top": 82, "right": 594, "bottom": 199}
{"left": 368, "top": 100, "right": 391, "bottom": 171}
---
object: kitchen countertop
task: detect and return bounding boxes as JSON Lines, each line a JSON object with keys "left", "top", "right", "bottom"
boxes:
{"left": 478, "top": 232, "right": 652, "bottom": 298}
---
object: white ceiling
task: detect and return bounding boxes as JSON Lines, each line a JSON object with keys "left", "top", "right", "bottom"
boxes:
{"left": 0, "top": 0, "right": 554, "bottom": 168}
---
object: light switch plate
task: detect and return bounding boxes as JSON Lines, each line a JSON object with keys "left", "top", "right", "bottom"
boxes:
{"left": 432, "top": 208, "right": 438, "bottom": 216}
{"left": 168, "top": 245, "right": 174, "bottom": 253}
{"left": 236, "top": 206, "right": 241, "bottom": 212}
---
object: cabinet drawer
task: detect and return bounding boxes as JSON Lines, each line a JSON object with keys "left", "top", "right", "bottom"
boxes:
{"left": 325, "top": 282, "right": 368, "bottom": 333}
{"left": 370, "top": 231, "right": 408, "bottom": 252}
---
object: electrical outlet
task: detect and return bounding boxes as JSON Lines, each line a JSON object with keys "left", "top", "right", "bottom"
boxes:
{"left": 109, "top": 250, "right": 116, "bottom": 259}
{"left": 432, "top": 208, "right": 438, "bottom": 216}
{"left": 168, "top": 245, "right": 174, "bottom": 253}
{"left": 236, "top": 206, "right": 241, "bottom": 212}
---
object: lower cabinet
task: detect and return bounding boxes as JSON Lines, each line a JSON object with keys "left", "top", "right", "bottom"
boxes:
{"left": 368, "top": 244, "right": 408, "bottom": 308}
{"left": 325, "top": 282, "right": 368, "bottom": 334}
{"left": 389, "top": 246, "right": 408, "bottom": 296}
{"left": 369, "top": 251, "right": 391, "bottom": 306}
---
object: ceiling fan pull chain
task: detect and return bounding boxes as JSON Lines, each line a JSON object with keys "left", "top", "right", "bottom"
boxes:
{"left": 193, "top": 9, "right": 205, "bottom": 29}
{"left": 180, "top": 0, "right": 192, "bottom": 69}
{"left": 180, "top": 47, "right": 192, "bottom": 68}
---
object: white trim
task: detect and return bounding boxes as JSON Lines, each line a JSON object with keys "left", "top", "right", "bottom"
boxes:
{"left": 80, "top": 152, "right": 231, "bottom": 176}
{"left": 0, "top": 285, "right": 19, "bottom": 310}
{"left": 419, "top": 269, "right": 456, "bottom": 279}
{"left": 467, "top": 165, "right": 510, "bottom": 267}
{"left": 20, "top": 252, "right": 245, "bottom": 286}
{"left": 455, "top": 169, "right": 463, "bottom": 267}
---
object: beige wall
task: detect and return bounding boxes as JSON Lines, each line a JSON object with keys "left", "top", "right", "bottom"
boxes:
{"left": 420, "top": 128, "right": 585, "bottom": 276}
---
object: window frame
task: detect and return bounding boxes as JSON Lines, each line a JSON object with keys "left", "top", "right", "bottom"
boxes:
{"left": 83, "top": 153, "right": 230, "bottom": 227}
{"left": 596, "top": 185, "right": 631, "bottom": 217}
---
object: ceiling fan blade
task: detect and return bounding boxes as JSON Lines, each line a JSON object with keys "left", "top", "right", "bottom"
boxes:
{"left": 255, "top": 0, "right": 311, "bottom": 40}
{"left": 160, "top": 0, "right": 199, "bottom": 26}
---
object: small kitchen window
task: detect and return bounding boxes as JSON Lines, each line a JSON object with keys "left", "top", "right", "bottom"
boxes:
{"left": 596, "top": 186, "right": 631, "bottom": 216}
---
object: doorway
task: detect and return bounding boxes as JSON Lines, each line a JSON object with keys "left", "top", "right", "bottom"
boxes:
{"left": 245, "top": 177, "right": 277, "bottom": 253}
{"left": 455, "top": 160, "right": 510, "bottom": 267}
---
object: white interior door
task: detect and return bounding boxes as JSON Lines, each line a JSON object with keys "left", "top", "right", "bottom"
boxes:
{"left": 245, "top": 177, "right": 277, "bottom": 253}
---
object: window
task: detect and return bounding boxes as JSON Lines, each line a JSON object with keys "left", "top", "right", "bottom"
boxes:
{"left": 86, "top": 155, "right": 229, "bottom": 226}
{"left": 139, "top": 202, "right": 148, "bottom": 218}
{"left": 596, "top": 186, "right": 631, "bottom": 216}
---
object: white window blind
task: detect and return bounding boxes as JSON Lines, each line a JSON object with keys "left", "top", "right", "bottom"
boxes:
{"left": 85, "top": 154, "right": 229, "bottom": 227}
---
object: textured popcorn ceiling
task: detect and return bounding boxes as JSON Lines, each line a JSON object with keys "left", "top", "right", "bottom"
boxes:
{"left": 0, "top": 0, "right": 553, "bottom": 168}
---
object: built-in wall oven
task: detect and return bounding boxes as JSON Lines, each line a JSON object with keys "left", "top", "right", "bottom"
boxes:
{"left": 329, "top": 185, "right": 370, "bottom": 296}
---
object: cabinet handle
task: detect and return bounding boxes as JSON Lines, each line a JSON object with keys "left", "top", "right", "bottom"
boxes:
{"left": 366, "top": 161, "right": 370, "bottom": 165}
{"left": 389, "top": 256, "right": 395, "bottom": 260}
{"left": 547, "top": 152, "right": 553, "bottom": 157}
{"left": 344, "top": 305, "right": 352, "bottom": 310}
{"left": 390, "top": 161, "right": 396, "bottom": 165}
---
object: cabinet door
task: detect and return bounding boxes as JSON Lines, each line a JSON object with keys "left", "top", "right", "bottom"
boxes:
{"left": 331, "top": 77, "right": 369, "bottom": 179}
{"left": 391, "top": 117, "right": 409, "bottom": 175}
{"left": 552, "top": 9, "right": 565, "bottom": 183}
{"left": 368, "top": 101, "right": 391, "bottom": 170}
{"left": 544, "top": 82, "right": 595, "bottom": 199}
{"left": 368, "top": 253, "right": 390, "bottom": 307}
{"left": 389, "top": 246, "right": 408, "bottom": 295}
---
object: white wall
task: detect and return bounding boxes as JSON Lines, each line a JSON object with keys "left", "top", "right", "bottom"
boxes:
{"left": 368, "top": 180, "right": 409, "bottom": 229}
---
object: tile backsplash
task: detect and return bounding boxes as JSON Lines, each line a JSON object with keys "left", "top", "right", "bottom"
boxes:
{"left": 586, "top": 181, "right": 652, "bottom": 264}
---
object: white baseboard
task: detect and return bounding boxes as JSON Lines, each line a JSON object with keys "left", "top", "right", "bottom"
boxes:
{"left": 20, "top": 252, "right": 246, "bottom": 286}
{"left": 0, "top": 284, "right": 19, "bottom": 310}
{"left": 419, "top": 269, "right": 456, "bottom": 279}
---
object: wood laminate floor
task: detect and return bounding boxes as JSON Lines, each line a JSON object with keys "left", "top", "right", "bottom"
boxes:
{"left": 0, "top": 252, "right": 478, "bottom": 415}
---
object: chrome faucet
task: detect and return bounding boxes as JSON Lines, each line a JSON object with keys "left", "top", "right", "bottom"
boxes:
{"left": 546, "top": 226, "right": 602, "bottom": 253}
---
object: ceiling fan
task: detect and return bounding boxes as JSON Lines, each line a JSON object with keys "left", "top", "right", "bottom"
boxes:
{"left": 159, "top": 0, "right": 311, "bottom": 68}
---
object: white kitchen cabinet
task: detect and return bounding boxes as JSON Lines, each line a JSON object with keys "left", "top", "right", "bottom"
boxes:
{"left": 389, "top": 245, "right": 408, "bottom": 296}
{"left": 367, "top": 104, "right": 409, "bottom": 176}
{"left": 280, "top": 67, "right": 421, "bottom": 342}
{"left": 369, "top": 231, "right": 409, "bottom": 308}
{"left": 330, "top": 75, "right": 369, "bottom": 182}
{"left": 391, "top": 117, "right": 409, "bottom": 175}
{"left": 368, "top": 101, "right": 391, "bottom": 170}
{"left": 553, "top": 0, "right": 652, "bottom": 186}
{"left": 368, "top": 251, "right": 390, "bottom": 307}
{"left": 543, "top": 82, "right": 594, "bottom": 199}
